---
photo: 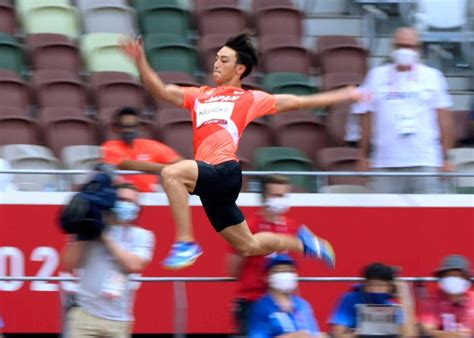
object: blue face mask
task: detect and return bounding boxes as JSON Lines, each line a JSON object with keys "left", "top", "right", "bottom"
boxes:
{"left": 364, "top": 292, "right": 392, "bottom": 304}
{"left": 113, "top": 200, "right": 140, "bottom": 223}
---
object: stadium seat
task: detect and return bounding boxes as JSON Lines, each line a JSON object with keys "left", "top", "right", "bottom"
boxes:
{"left": 0, "top": 70, "right": 29, "bottom": 110}
{"left": 252, "top": 0, "right": 295, "bottom": 12}
{"left": 26, "top": 33, "right": 81, "bottom": 72}
{"left": 326, "top": 102, "right": 354, "bottom": 146}
{"left": 259, "top": 35, "right": 311, "bottom": 74}
{"left": 0, "top": 116, "right": 40, "bottom": 145}
{"left": 155, "top": 108, "right": 193, "bottom": 159}
{"left": 0, "top": 0, "right": 16, "bottom": 35}
{"left": 255, "top": 3, "right": 302, "bottom": 38}
{"left": 322, "top": 72, "right": 364, "bottom": 91}
{"left": 197, "top": 4, "right": 246, "bottom": 36}
{"left": 0, "top": 33, "right": 24, "bottom": 74}
{"left": 0, "top": 106, "right": 28, "bottom": 118}
{"left": 32, "top": 70, "right": 87, "bottom": 109}
{"left": 75, "top": 0, "right": 129, "bottom": 11}
{"left": 144, "top": 34, "right": 198, "bottom": 75}
{"left": 316, "top": 36, "right": 368, "bottom": 75}
{"left": 448, "top": 147, "right": 474, "bottom": 194}
{"left": 40, "top": 115, "right": 100, "bottom": 157}
{"left": 90, "top": 71, "right": 146, "bottom": 110}
{"left": 197, "top": 34, "right": 229, "bottom": 72}
{"left": 22, "top": 3, "right": 80, "bottom": 38}
{"left": 254, "top": 146, "right": 314, "bottom": 192}
{"left": 238, "top": 118, "right": 274, "bottom": 169}
{"left": 453, "top": 110, "right": 472, "bottom": 146}
{"left": 272, "top": 110, "right": 326, "bottom": 164}
{"left": 1, "top": 144, "right": 64, "bottom": 191}
{"left": 262, "top": 73, "right": 317, "bottom": 95}
{"left": 15, "top": 0, "right": 69, "bottom": 16}
{"left": 316, "top": 147, "right": 367, "bottom": 186}
{"left": 38, "top": 107, "right": 87, "bottom": 119}
{"left": 82, "top": 4, "right": 137, "bottom": 34}
{"left": 158, "top": 71, "right": 200, "bottom": 87}
{"left": 133, "top": 0, "right": 190, "bottom": 36}
{"left": 62, "top": 144, "right": 101, "bottom": 185}
{"left": 81, "top": 33, "right": 139, "bottom": 77}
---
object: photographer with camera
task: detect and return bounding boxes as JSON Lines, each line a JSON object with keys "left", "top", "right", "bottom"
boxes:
{"left": 60, "top": 182, "right": 155, "bottom": 338}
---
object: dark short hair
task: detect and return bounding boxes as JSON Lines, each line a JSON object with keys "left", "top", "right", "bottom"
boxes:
{"left": 115, "top": 182, "right": 139, "bottom": 192}
{"left": 224, "top": 33, "right": 258, "bottom": 79}
{"left": 363, "top": 263, "right": 395, "bottom": 282}
{"left": 112, "top": 107, "right": 140, "bottom": 126}
{"left": 261, "top": 175, "right": 290, "bottom": 198}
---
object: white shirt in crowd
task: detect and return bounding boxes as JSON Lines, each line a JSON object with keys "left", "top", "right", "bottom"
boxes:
{"left": 351, "top": 62, "right": 452, "bottom": 168}
{"left": 78, "top": 225, "right": 155, "bottom": 322}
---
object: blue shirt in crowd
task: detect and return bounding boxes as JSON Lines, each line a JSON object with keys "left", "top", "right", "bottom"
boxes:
{"left": 329, "top": 285, "right": 402, "bottom": 329}
{"left": 248, "top": 294, "right": 320, "bottom": 338}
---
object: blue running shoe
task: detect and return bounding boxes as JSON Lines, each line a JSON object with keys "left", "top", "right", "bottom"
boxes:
{"left": 162, "top": 242, "right": 203, "bottom": 270}
{"left": 297, "top": 226, "right": 335, "bottom": 268}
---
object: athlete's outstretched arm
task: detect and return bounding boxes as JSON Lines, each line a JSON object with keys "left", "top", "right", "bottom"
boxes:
{"left": 274, "top": 86, "right": 363, "bottom": 113}
{"left": 121, "top": 36, "right": 185, "bottom": 107}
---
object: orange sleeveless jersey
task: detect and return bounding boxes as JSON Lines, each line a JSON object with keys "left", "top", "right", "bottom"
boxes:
{"left": 183, "top": 85, "right": 277, "bottom": 165}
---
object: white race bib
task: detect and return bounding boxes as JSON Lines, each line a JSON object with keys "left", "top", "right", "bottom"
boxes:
{"left": 195, "top": 102, "right": 235, "bottom": 128}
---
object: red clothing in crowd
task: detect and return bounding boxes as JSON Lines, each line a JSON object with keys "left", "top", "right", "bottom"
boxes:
{"left": 419, "top": 290, "right": 474, "bottom": 332}
{"left": 231, "top": 212, "right": 299, "bottom": 301}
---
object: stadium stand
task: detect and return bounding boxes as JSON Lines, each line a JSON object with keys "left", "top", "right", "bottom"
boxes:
{"left": 0, "top": 116, "right": 40, "bottom": 145}
{"left": 26, "top": 33, "right": 82, "bottom": 73}
{"left": 155, "top": 107, "right": 194, "bottom": 159}
{"left": 0, "top": 0, "right": 470, "bottom": 194}
{"left": 0, "top": 33, "right": 24, "bottom": 74}
{"left": 62, "top": 144, "right": 101, "bottom": 185}
{"left": 81, "top": 33, "right": 139, "bottom": 76}
{"left": 0, "top": 70, "right": 29, "bottom": 111}
{"left": 89, "top": 71, "right": 146, "bottom": 110}
{"left": 132, "top": 0, "right": 191, "bottom": 36}
{"left": 271, "top": 110, "right": 326, "bottom": 164}
{"left": 1, "top": 144, "right": 64, "bottom": 191}
{"left": 32, "top": 70, "right": 87, "bottom": 109}
{"left": 254, "top": 146, "right": 315, "bottom": 192}
{"left": 0, "top": 0, "right": 15, "bottom": 35}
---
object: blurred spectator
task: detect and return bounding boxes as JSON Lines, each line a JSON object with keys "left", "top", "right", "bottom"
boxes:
{"left": 418, "top": 255, "right": 473, "bottom": 336}
{"left": 61, "top": 183, "right": 155, "bottom": 338}
{"left": 248, "top": 254, "right": 320, "bottom": 338}
{"left": 101, "top": 107, "right": 182, "bottom": 192}
{"left": 0, "top": 158, "right": 17, "bottom": 192}
{"left": 226, "top": 175, "right": 300, "bottom": 336}
{"left": 354, "top": 27, "right": 454, "bottom": 193}
{"left": 329, "top": 262, "right": 416, "bottom": 337}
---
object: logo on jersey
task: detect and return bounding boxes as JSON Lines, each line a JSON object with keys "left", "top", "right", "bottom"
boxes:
{"left": 204, "top": 95, "right": 240, "bottom": 103}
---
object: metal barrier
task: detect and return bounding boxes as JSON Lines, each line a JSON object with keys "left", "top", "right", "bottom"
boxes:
{"left": 1, "top": 169, "right": 474, "bottom": 177}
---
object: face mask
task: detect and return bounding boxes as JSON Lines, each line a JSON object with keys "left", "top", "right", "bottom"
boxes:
{"left": 113, "top": 200, "right": 140, "bottom": 223}
{"left": 120, "top": 131, "right": 138, "bottom": 145}
{"left": 268, "top": 272, "right": 298, "bottom": 293}
{"left": 438, "top": 276, "right": 471, "bottom": 295}
{"left": 391, "top": 48, "right": 419, "bottom": 66}
{"left": 265, "top": 196, "right": 290, "bottom": 214}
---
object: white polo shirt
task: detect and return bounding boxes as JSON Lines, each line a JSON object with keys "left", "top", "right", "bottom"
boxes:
{"left": 352, "top": 63, "right": 452, "bottom": 168}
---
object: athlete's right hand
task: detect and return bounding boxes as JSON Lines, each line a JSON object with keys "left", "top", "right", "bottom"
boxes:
{"left": 120, "top": 35, "right": 144, "bottom": 63}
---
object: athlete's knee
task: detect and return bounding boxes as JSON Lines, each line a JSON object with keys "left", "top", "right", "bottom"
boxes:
{"left": 235, "top": 239, "right": 261, "bottom": 257}
{"left": 161, "top": 165, "right": 180, "bottom": 184}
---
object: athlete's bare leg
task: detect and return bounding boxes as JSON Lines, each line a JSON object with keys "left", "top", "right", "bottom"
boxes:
{"left": 220, "top": 220, "right": 303, "bottom": 256}
{"left": 161, "top": 160, "right": 198, "bottom": 242}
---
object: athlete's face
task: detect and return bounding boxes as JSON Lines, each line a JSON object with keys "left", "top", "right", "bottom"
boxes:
{"left": 213, "top": 46, "right": 245, "bottom": 85}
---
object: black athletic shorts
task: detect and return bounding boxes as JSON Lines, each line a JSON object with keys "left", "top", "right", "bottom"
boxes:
{"left": 191, "top": 160, "right": 245, "bottom": 232}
